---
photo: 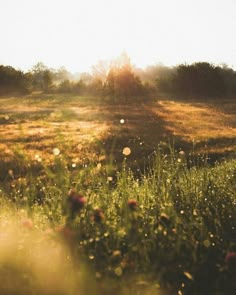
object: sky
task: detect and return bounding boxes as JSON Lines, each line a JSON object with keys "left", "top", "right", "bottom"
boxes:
{"left": 0, "top": 0, "right": 236, "bottom": 73}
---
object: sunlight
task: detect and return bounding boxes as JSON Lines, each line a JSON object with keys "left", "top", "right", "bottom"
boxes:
{"left": 1, "top": 0, "right": 236, "bottom": 72}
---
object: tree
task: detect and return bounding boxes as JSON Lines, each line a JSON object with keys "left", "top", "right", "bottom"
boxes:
{"left": 104, "top": 63, "right": 145, "bottom": 102}
{"left": 31, "top": 62, "right": 53, "bottom": 92}
{"left": 171, "top": 62, "right": 226, "bottom": 97}
{"left": 52, "top": 66, "right": 72, "bottom": 84}
{"left": 0, "top": 65, "right": 31, "bottom": 94}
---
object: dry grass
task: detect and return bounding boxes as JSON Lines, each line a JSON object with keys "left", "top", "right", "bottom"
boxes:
{"left": 0, "top": 95, "right": 109, "bottom": 163}
{"left": 0, "top": 94, "right": 235, "bottom": 165}
{"left": 153, "top": 98, "right": 236, "bottom": 154}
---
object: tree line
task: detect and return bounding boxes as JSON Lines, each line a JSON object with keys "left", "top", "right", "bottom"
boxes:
{"left": 1, "top": 57, "right": 236, "bottom": 100}
{"left": 156, "top": 62, "right": 236, "bottom": 97}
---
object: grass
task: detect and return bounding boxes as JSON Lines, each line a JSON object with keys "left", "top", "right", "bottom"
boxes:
{"left": 0, "top": 93, "right": 235, "bottom": 294}
{"left": 0, "top": 93, "right": 235, "bottom": 167}
{"left": 155, "top": 97, "right": 236, "bottom": 155}
{"left": 0, "top": 146, "right": 235, "bottom": 294}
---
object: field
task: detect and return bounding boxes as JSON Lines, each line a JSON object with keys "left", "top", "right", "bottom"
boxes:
{"left": 0, "top": 94, "right": 235, "bottom": 165}
{"left": 0, "top": 94, "right": 236, "bottom": 294}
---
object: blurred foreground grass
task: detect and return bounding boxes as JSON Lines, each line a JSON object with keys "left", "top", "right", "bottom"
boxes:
{"left": 0, "top": 144, "right": 235, "bottom": 294}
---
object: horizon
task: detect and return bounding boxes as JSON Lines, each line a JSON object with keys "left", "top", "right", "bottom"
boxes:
{"left": 1, "top": 0, "right": 236, "bottom": 73}
{"left": 1, "top": 55, "right": 236, "bottom": 75}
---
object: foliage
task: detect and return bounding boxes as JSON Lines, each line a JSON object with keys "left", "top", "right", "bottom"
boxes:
{"left": 0, "top": 145, "right": 235, "bottom": 294}
{"left": 104, "top": 64, "right": 147, "bottom": 102}
{"left": 0, "top": 65, "right": 31, "bottom": 95}
{"left": 157, "top": 62, "right": 236, "bottom": 99}
{"left": 31, "top": 62, "right": 54, "bottom": 92}
{"left": 56, "top": 79, "right": 87, "bottom": 94}
{"left": 1, "top": 59, "right": 236, "bottom": 99}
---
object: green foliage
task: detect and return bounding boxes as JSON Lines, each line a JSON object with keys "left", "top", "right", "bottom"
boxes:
{"left": 2, "top": 59, "right": 236, "bottom": 99}
{"left": 157, "top": 62, "right": 236, "bottom": 99}
{"left": 56, "top": 79, "right": 87, "bottom": 95}
{"left": 0, "top": 146, "right": 235, "bottom": 294}
{"left": 0, "top": 65, "right": 31, "bottom": 95}
{"left": 174, "top": 62, "right": 225, "bottom": 97}
{"left": 31, "top": 62, "right": 54, "bottom": 92}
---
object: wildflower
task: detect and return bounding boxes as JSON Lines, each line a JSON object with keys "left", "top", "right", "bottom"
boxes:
{"left": 21, "top": 218, "right": 33, "bottom": 229}
{"left": 128, "top": 199, "right": 138, "bottom": 210}
{"left": 92, "top": 208, "right": 104, "bottom": 223}
{"left": 67, "top": 189, "right": 86, "bottom": 214}
{"left": 225, "top": 252, "right": 236, "bottom": 272}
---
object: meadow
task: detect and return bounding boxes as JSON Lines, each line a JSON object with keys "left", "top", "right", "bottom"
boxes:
{"left": 0, "top": 93, "right": 235, "bottom": 294}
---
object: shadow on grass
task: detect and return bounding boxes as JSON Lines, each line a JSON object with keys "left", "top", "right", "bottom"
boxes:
{"left": 98, "top": 100, "right": 235, "bottom": 171}
{"left": 98, "top": 102, "right": 192, "bottom": 170}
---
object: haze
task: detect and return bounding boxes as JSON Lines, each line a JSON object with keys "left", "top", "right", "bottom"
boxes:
{"left": 1, "top": 0, "right": 236, "bottom": 72}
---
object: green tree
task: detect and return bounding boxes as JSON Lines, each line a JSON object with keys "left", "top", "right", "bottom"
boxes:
{"left": 0, "top": 65, "right": 31, "bottom": 94}
{"left": 31, "top": 62, "right": 53, "bottom": 92}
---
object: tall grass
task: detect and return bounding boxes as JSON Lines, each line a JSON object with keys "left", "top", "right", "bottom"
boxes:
{"left": 0, "top": 145, "right": 235, "bottom": 294}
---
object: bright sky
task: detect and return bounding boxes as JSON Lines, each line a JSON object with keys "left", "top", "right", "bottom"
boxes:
{"left": 0, "top": 0, "right": 236, "bottom": 73}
